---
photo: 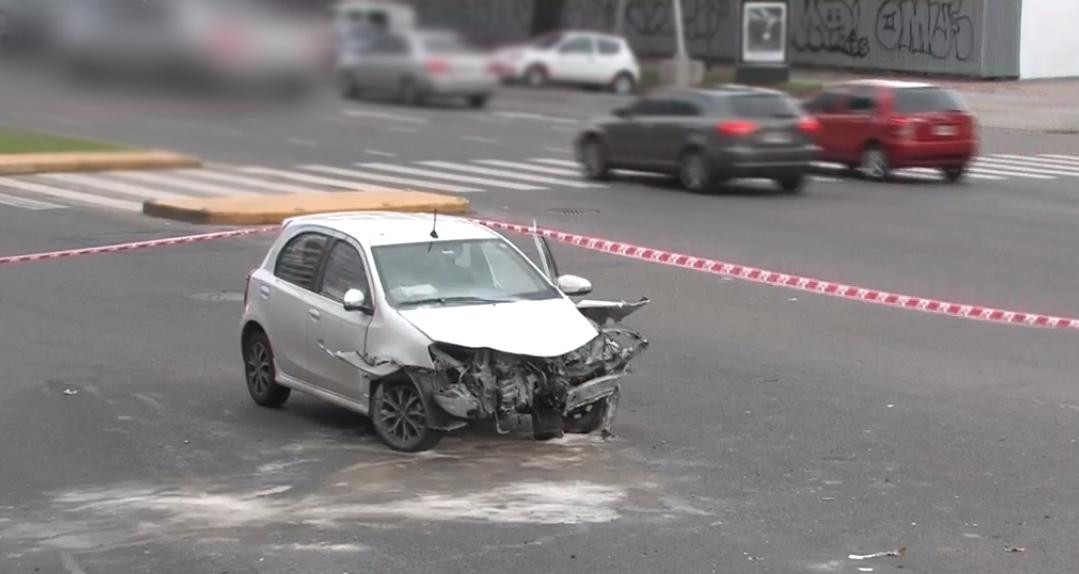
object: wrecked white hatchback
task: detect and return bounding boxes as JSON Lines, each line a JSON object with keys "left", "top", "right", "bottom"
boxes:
{"left": 240, "top": 212, "right": 648, "bottom": 451}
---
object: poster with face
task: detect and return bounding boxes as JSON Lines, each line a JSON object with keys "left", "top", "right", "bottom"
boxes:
{"left": 743, "top": 1, "right": 787, "bottom": 64}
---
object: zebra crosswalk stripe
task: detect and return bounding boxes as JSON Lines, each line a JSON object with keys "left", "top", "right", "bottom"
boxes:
{"left": 0, "top": 191, "right": 66, "bottom": 210}
{"left": 301, "top": 165, "right": 484, "bottom": 193}
{"left": 110, "top": 171, "right": 262, "bottom": 196}
{"left": 355, "top": 163, "right": 545, "bottom": 191}
{"left": 38, "top": 173, "right": 191, "bottom": 201}
{"left": 237, "top": 167, "right": 397, "bottom": 192}
{"left": 418, "top": 161, "right": 603, "bottom": 189}
{"left": 178, "top": 168, "right": 328, "bottom": 194}
{"left": 473, "top": 159, "right": 581, "bottom": 177}
{"left": 0, "top": 178, "right": 141, "bottom": 211}
{"left": 974, "top": 159, "right": 1079, "bottom": 177}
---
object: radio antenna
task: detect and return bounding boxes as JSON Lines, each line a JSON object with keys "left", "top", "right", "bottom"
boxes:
{"left": 429, "top": 210, "right": 439, "bottom": 239}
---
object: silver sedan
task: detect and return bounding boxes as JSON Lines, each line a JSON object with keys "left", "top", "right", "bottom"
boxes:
{"left": 336, "top": 29, "right": 499, "bottom": 108}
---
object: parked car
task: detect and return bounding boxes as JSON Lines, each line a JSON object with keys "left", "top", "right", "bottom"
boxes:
{"left": 493, "top": 30, "right": 640, "bottom": 95}
{"left": 803, "top": 80, "right": 978, "bottom": 182}
{"left": 240, "top": 212, "right": 649, "bottom": 452}
{"left": 575, "top": 85, "right": 822, "bottom": 193}
{"left": 336, "top": 29, "right": 499, "bottom": 107}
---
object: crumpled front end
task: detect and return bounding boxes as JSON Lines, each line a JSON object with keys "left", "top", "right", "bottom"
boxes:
{"left": 416, "top": 299, "right": 649, "bottom": 439}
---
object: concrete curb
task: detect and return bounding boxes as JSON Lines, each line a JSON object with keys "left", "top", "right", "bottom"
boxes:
{"left": 0, "top": 151, "right": 201, "bottom": 175}
{"left": 143, "top": 191, "right": 471, "bottom": 225}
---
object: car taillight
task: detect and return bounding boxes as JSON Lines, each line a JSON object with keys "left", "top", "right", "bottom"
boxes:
{"left": 797, "top": 116, "right": 821, "bottom": 133}
{"left": 716, "top": 120, "right": 758, "bottom": 137}
{"left": 426, "top": 59, "right": 450, "bottom": 74}
{"left": 486, "top": 61, "right": 502, "bottom": 75}
{"left": 888, "top": 116, "right": 916, "bottom": 140}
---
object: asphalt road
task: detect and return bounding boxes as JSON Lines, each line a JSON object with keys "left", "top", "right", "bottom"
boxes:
{"left": 3, "top": 65, "right": 1079, "bottom": 573}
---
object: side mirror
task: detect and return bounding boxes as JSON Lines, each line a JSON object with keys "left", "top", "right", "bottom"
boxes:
{"left": 557, "top": 274, "right": 593, "bottom": 296}
{"left": 343, "top": 288, "right": 370, "bottom": 313}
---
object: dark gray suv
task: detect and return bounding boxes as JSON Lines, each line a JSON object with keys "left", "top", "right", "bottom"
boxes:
{"left": 576, "top": 85, "right": 822, "bottom": 193}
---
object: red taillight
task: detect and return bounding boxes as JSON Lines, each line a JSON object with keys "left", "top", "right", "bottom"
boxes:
{"left": 486, "top": 61, "right": 502, "bottom": 76}
{"left": 798, "top": 116, "right": 821, "bottom": 133}
{"left": 716, "top": 120, "right": 758, "bottom": 137}
{"left": 426, "top": 59, "right": 451, "bottom": 74}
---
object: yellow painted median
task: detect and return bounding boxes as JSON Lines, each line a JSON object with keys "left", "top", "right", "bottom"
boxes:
{"left": 143, "top": 191, "right": 471, "bottom": 225}
{"left": 0, "top": 151, "right": 201, "bottom": 175}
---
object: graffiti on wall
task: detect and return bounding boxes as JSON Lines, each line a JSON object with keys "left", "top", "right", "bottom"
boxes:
{"left": 615, "top": 0, "right": 733, "bottom": 55}
{"left": 874, "top": 0, "right": 975, "bottom": 61}
{"left": 791, "top": 0, "right": 871, "bottom": 59}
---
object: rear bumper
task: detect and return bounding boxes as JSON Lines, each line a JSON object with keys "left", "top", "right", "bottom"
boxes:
{"left": 425, "top": 76, "right": 498, "bottom": 96}
{"left": 710, "top": 144, "right": 821, "bottom": 178}
{"left": 887, "top": 139, "right": 977, "bottom": 167}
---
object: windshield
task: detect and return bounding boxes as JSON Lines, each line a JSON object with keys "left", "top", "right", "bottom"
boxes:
{"left": 893, "top": 87, "right": 965, "bottom": 113}
{"left": 532, "top": 32, "right": 564, "bottom": 49}
{"left": 729, "top": 93, "right": 802, "bottom": 119}
{"left": 372, "top": 239, "right": 561, "bottom": 308}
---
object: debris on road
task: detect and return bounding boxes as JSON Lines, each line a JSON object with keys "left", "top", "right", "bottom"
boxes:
{"left": 1005, "top": 546, "right": 1026, "bottom": 553}
{"left": 62, "top": 388, "right": 78, "bottom": 396}
{"left": 848, "top": 547, "right": 906, "bottom": 560}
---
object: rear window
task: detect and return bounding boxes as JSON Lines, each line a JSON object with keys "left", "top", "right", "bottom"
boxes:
{"left": 421, "top": 35, "right": 471, "bottom": 55}
{"left": 598, "top": 38, "right": 622, "bottom": 55}
{"left": 729, "top": 94, "right": 801, "bottom": 119}
{"left": 892, "top": 87, "right": 965, "bottom": 114}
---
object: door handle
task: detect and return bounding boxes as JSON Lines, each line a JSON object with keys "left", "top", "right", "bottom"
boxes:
{"left": 308, "top": 309, "right": 321, "bottom": 321}
{"left": 258, "top": 285, "right": 270, "bottom": 298}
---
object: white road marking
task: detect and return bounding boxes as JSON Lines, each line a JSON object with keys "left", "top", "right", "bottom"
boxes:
{"left": 544, "top": 147, "right": 574, "bottom": 154}
{"left": 811, "top": 176, "right": 843, "bottom": 183}
{"left": 419, "top": 161, "right": 601, "bottom": 189}
{"left": 475, "top": 159, "right": 581, "bottom": 176}
{"left": 965, "top": 172, "right": 1005, "bottom": 180}
{"left": 387, "top": 126, "right": 419, "bottom": 134}
{"left": 0, "top": 178, "right": 141, "bottom": 211}
{"left": 286, "top": 138, "right": 318, "bottom": 147}
{"left": 178, "top": 169, "right": 327, "bottom": 194}
{"left": 462, "top": 135, "right": 499, "bottom": 143}
{"left": 550, "top": 125, "right": 577, "bottom": 133}
{"left": 38, "top": 173, "right": 192, "bottom": 201}
{"left": 533, "top": 158, "right": 579, "bottom": 168}
{"left": 303, "top": 165, "right": 484, "bottom": 193}
{"left": 494, "top": 111, "right": 578, "bottom": 124}
{"left": 990, "top": 154, "right": 1079, "bottom": 171}
{"left": 0, "top": 191, "right": 66, "bottom": 210}
{"left": 974, "top": 159, "right": 1079, "bottom": 177}
{"left": 965, "top": 166, "right": 1054, "bottom": 179}
{"left": 364, "top": 149, "right": 397, "bottom": 157}
{"left": 111, "top": 171, "right": 262, "bottom": 196}
{"left": 237, "top": 167, "right": 395, "bottom": 192}
{"left": 1039, "top": 154, "right": 1079, "bottom": 164}
{"left": 343, "top": 109, "right": 430, "bottom": 124}
{"left": 357, "top": 163, "right": 545, "bottom": 190}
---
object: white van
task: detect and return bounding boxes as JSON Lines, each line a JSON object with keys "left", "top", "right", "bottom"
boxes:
{"left": 332, "top": 0, "right": 416, "bottom": 39}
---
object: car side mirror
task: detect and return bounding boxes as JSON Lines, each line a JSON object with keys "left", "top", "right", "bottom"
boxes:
{"left": 557, "top": 274, "right": 593, "bottom": 296}
{"left": 343, "top": 288, "right": 370, "bottom": 313}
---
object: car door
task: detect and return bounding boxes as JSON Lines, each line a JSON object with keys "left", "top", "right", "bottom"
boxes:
{"left": 594, "top": 36, "right": 625, "bottom": 85}
{"left": 306, "top": 238, "right": 375, "bottom": 401}
{"left": 355, "top": 32, "right": 409, "bottom": 93}
{"left": 265, "top": 231, "right": 331, "bottom": 383}
{"left": 550, "top": 35, "right": 595, "bottom": 83}
{"left": 647, "top": 96, "right": 704, "bottom": 169}
{"left": 843, "top": 85, "right": 882, "bottom": 161}
{"left": 605, "top": 96, "right": 668, "bottom": 168}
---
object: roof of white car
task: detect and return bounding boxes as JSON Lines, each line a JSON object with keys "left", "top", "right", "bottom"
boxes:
{"left": 844, "top": 79, "right": 934, "bottom": 89}
{"left": 283, "top": 211, "right": 501, "bottom": 247}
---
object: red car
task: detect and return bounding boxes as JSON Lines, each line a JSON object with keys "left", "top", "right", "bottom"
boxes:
{"left": 803, "top": 80, "right": 978, "bottom": 182}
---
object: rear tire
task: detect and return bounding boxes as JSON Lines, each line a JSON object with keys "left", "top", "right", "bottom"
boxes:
{"left": 524, "top": 64, "right": 547, "bottom": 87}
{"left": 610, "top": 72, "right": 635, "bottom": 95}
{"left": 777, "top": 175, "right": 806, "bottom": 193}
{"left": 942, "top": 165, "right": 967, "bottom": 183}
{"left": 579, "top": 136, "right": 611, "bottom": 181}
{"left": 467, "top": 94, "right": 489, "bottom": 108}
{"left": 398, "top": 77, "right": 426, "bottom": 106}
{"left": 371, "top": 379, "right": 443, "bottom": 452}
{"left": 859, "top": 144, "right": 891, "bottom": 181}
{"left": 243, "top": 330, "right": 291, "bottom": 408}
{"left": 679, "top": 149, "right": 714, "bottom": 193}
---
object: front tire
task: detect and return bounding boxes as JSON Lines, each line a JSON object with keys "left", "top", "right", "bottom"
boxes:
{"left": 372, "top": 379, "right": 443, "bottom": 452}
{"left": 679, "top": 149, "right": 714, "bottom": 193}
{"left": 611, "top": 72, "right": 635, "bottom": 95}
{"left": 243, "top": 330, "right": 291, "bottom": 408}
{"left": 523, "top": 64, "right": 547, "bottom": 87}
{"left": 579, "top": 136, "right": 611, "bottom": 181}
{"left": 467, "top": 94, "right": 489, "bottom": 108}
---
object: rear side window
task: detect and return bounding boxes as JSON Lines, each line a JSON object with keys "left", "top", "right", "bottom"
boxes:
{"left": 598, "top": 38, "right": 622, "bottom": 55}
{"left": 559, "top": 37, "right": 593, "bottom": 54}
{"left": 422, "top": 35, "right": 471, "bottom": 55}
{"left": 275, "top": 232, "right": 330, "bottom": 290}
{"left": 729, "top": 94, "right": 801, "bottom": 119}
{"left": 892, "top": 87, "right": 964, "bottom": 114}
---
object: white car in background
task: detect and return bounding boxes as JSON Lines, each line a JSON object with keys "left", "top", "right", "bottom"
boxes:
{"left": 240, "top": 212, "right": 649, "bottom": 452}
{"left": 494, "top": 30, "right": 640, "bottom": 95}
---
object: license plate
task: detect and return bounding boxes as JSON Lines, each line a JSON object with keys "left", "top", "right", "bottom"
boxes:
{"left": 934, "top": 125, "right": 958, "bottom": 137}
{"left": 761, "top": 132, "right": 792, "bottom": 144}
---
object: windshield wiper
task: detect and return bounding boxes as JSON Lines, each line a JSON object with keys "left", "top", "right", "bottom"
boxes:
{"left": 400, "top": 295, "right": 514, "bottom": 307}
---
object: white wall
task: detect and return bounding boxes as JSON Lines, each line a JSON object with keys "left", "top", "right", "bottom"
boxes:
{"left": 1020, "top": 0, "right": 1079, "bottom": 79}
